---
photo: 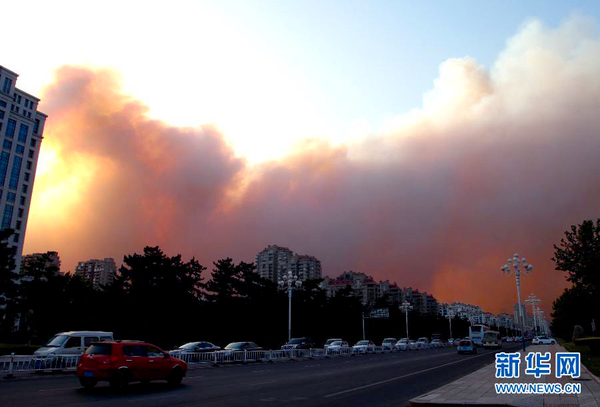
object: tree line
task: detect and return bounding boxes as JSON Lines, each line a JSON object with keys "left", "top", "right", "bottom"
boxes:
{"left": 0, "top": 237, "right": 474, "bottom": 350}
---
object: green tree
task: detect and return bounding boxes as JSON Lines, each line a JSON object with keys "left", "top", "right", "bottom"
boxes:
{"left": 551, "top": 219, "right": 600, "bottom": 339}
{"left": 552, "top": 219, "right": 600, "bottom": 293}
{"left": 118, "top": 246, "right": 206, "bottom": 346}
{"left": 0, "top": 229, "right": 17, "bottom": 339}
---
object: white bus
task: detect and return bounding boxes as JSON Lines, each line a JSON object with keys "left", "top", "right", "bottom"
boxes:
{"left": 469, "top": 325, "right": 489, "bottom": 346}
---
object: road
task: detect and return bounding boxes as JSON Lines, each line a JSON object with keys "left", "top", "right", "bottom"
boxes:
{"left": 1, "top": 344, "right": 522, "bottom": 407}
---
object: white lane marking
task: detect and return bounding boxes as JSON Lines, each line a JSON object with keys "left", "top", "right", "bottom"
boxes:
{"left": 38, "top": 386, "right": 81, "bottom": 392}
{"left": 323, "top": 351, "right": 495, "bottom": 398}
{"left": 184, "top": 375, "right": 204, "bottom": 380}
{"left": 304, "top": 364, "right": 321, "bottom": 368}
{"left": 252, "top": 369, "right": 272, "bottom": 373}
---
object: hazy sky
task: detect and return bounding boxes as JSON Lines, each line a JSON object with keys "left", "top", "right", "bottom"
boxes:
{"left": 4, "top": 1, "right": 600, "bottom": 315}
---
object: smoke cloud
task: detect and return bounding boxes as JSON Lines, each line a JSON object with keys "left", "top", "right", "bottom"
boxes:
{"left": 25, "top": 15, "right": 600, "bottom": 314}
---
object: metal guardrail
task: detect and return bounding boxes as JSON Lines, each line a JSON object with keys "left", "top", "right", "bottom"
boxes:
{"left": 2, "top": 342, "right": 459, "bottom": 377}
{"left": 1, "top": 353, "right": 81, "bottom": 377}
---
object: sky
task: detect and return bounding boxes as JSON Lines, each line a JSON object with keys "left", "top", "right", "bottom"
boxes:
{"left": 3, "top": 1, "right": 600, "bottom": 315}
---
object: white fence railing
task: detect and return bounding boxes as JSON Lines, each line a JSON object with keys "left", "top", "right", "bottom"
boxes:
{"left": 1, "top": 353, "right": 81, "bottom": 377}
{"left": 1, "top": 342, "right": 459, "bottom": 376}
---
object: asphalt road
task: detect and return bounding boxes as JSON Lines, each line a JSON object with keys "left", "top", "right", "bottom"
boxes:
{"left": 1, "top": 344, "right": 523, "bottom": 407}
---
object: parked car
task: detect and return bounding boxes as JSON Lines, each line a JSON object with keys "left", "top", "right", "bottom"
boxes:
{"left": 532, "top": 336, "right": 556, "bottom": 345}
{"left": 457, "top": 339, "right": 477, "bottom": 354}
{"left": 505, "top": 337, "right": 514, "bottom": 342}
{"left": 447, "top": 338, "right": 456, "bottom": 345}
{"left": 416, "top": 337, "right": 429, "bottom": 349}
{"left": 395, "top": 338, "right": 409, "bottom": 351}
{"left": 353, "top": 340, "right": 376, "bottom": 354}
{"left": 324, "top": 338, "right": 343, "bottom": 350}
{"left": 76, "top": 341, "right": 187, "bottom": 389}
{"left": 381, "top": 338, "right": 397, "bottom": 351}
{"left": 326, "top": 341, "right": 349, "bottom": 352}
{"left": 219, "top": 342, "right": 262, "bottom": 357}
{"left": 408, "top": 340, "right": 419, "bottom": 350}
{"left": 34, "top": 331, "right": 113, "bottom": 369}
{"left": 282, "top": 337, "right": 314, "bottom": 350}
{"left": 430, "top": 339, "right": 443, "bottom": 348}
{"left": 169, "top": 341, "right": 220, "bottom": 358}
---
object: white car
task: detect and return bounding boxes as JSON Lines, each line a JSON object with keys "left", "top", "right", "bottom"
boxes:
{"left": 324, "top": 338, "right": 343, "bottom": 350}
{"left": 381, "top": 338, "right": 397, "bottom": 351}
{"left": 430, "top": 339, "right": 443, "bottom": 348}
{"left": 353, "top": 340, "right": 376, "bottom": 354}
{"left": 532, "top": 336, "right": 556, "bottom": 345}
{"left": 416, "top": 337, "right": 429, "bottom": 349}
{"left": 408, "top": 340, "right": 419, "bottom": 350}
{"left": 395, "top": 338, "right": 409, "bottom": 351}
{"left": 326, "top": 340, "right": 349, "bottom": 353}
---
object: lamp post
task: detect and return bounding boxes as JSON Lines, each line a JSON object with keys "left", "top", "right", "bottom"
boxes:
{"left": 525, "top": 293, "right": 541, "bottom": 336}
{"left": 501, "top": 253, "right": 533, "bottom": 335}
{"left": 399, "top": 301, "right": 413, "bottom": 339}
{"left": 278, "top": 270, "right": 302, "bottom": 342}
{"left": 447, "top": 310, "right": 455, "bottom": 340}
{"left": 501, "top": 253, "right": 533, "bottom": 351}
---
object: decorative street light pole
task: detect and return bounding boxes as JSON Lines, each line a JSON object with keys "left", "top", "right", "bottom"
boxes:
{"left": 501, "top": 253, "right": 533, "bottom": 351}
{"left": 501, "top": 253, "right": 533, "bottom": 336}
{"left": 278, "top": 270, "right": 302, "bottom": 342}
{"left": 448, "top": 310, "right": 455, "bottom": 339}
{"left": 525, "top": 293, "right": 541, "bottom": 336}
{"left": 399, "top": 301, "right": 413, "bottom": 339}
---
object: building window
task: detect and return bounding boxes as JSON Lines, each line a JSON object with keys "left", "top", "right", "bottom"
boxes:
{"left": 6, "top": 192, "right": 15, "bottom": 202}
{"left": 2, "top": 140, "right": 12, "bottom": 151}
{"left": 26, "top": 161, "right": 32, "bottom": 170}
{"left": 30, "top": 139, "right": 37, "bottom": 148}
{"left": 6, "top": 119, "right": 16, "bottom": 138}
{"left": 16, "top": 220, "right": 21, "bottom": 230}
{"left": 13, "top": 233, "right": 19, "bottom": 243}
{"left": 17, "top": 208, "right": 23, "bottom": 218}
{"left": 21, "top": 184, "right": 27, "bottom": 193}
{"left": 18, "top": 123, "right": 28, "bottom": 142}
{"left": 0, "top": 109, "right": 4, "bottom": 119}
{"left": 1, "top": 204, "right": 13, "bottom": 230}
{"left": 0, "top": 100, "right": 6, "bottom": 108}
{"left": 0, "top": 151, "right": 9, "bottom": 187}
{"left": 8, "top": 156, "right": 22, "bottom": 189}
{"left": 24, "top": 172, "right": 30, "bottom": 182}
{"left": 16, "top": 145, "right": 24, "bottom": 155}
{"left": 33, "top": 119, "right": 40, "bottom": 134}
{"left": 28, "top": 150, "right": 34, "bottom": 159}
{"left": 20, "top": 196, "right": 25, "bottom": 205}
{"left": 2, "top": 78, "right": 12, "bottom": 94}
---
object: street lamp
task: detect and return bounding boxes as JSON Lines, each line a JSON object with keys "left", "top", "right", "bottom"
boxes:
{"left": 447, "top": 310, "right": 455, "bottom": 339}
{"left": 525, "top": 293, "right": 541, "bottom": 336}
{"left": 501, "top": 253, "right": 533, "bottom": 338}
{"left": 278, "top": 270, "right": 302, "bottom": 342}
{"left": 399, "top": 301, "right": 413, "bottom": 339}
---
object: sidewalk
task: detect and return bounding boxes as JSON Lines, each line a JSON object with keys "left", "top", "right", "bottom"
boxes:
{"left": 409, "top": 345, "right": 600, "bottom": 407}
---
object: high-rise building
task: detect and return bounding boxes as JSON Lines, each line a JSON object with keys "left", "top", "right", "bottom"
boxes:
{"left": 74, "top": 258, "right": 116, "bottom": 289}
{"left": 255, "top": 245, "right": 294, "bottom": 283}
{"left": 0, "top": 66, "right": 47, "bottom": 271}
{"left": 255, "top": 245, "right": 323, "bottom": 283}
{"left": 290, "top": 254, "right": 322, "bottom": 281}
{"left": 21, "top": 251, "right": 61, "bottom": 272}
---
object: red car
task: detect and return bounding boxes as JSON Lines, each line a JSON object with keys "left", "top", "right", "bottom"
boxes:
{"left": 76, "top": 341, "right": 187, "bottom": 389}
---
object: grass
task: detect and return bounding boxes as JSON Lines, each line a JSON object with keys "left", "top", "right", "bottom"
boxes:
{"left": 561, "top": 340, "right": 600, "bottom": 377}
